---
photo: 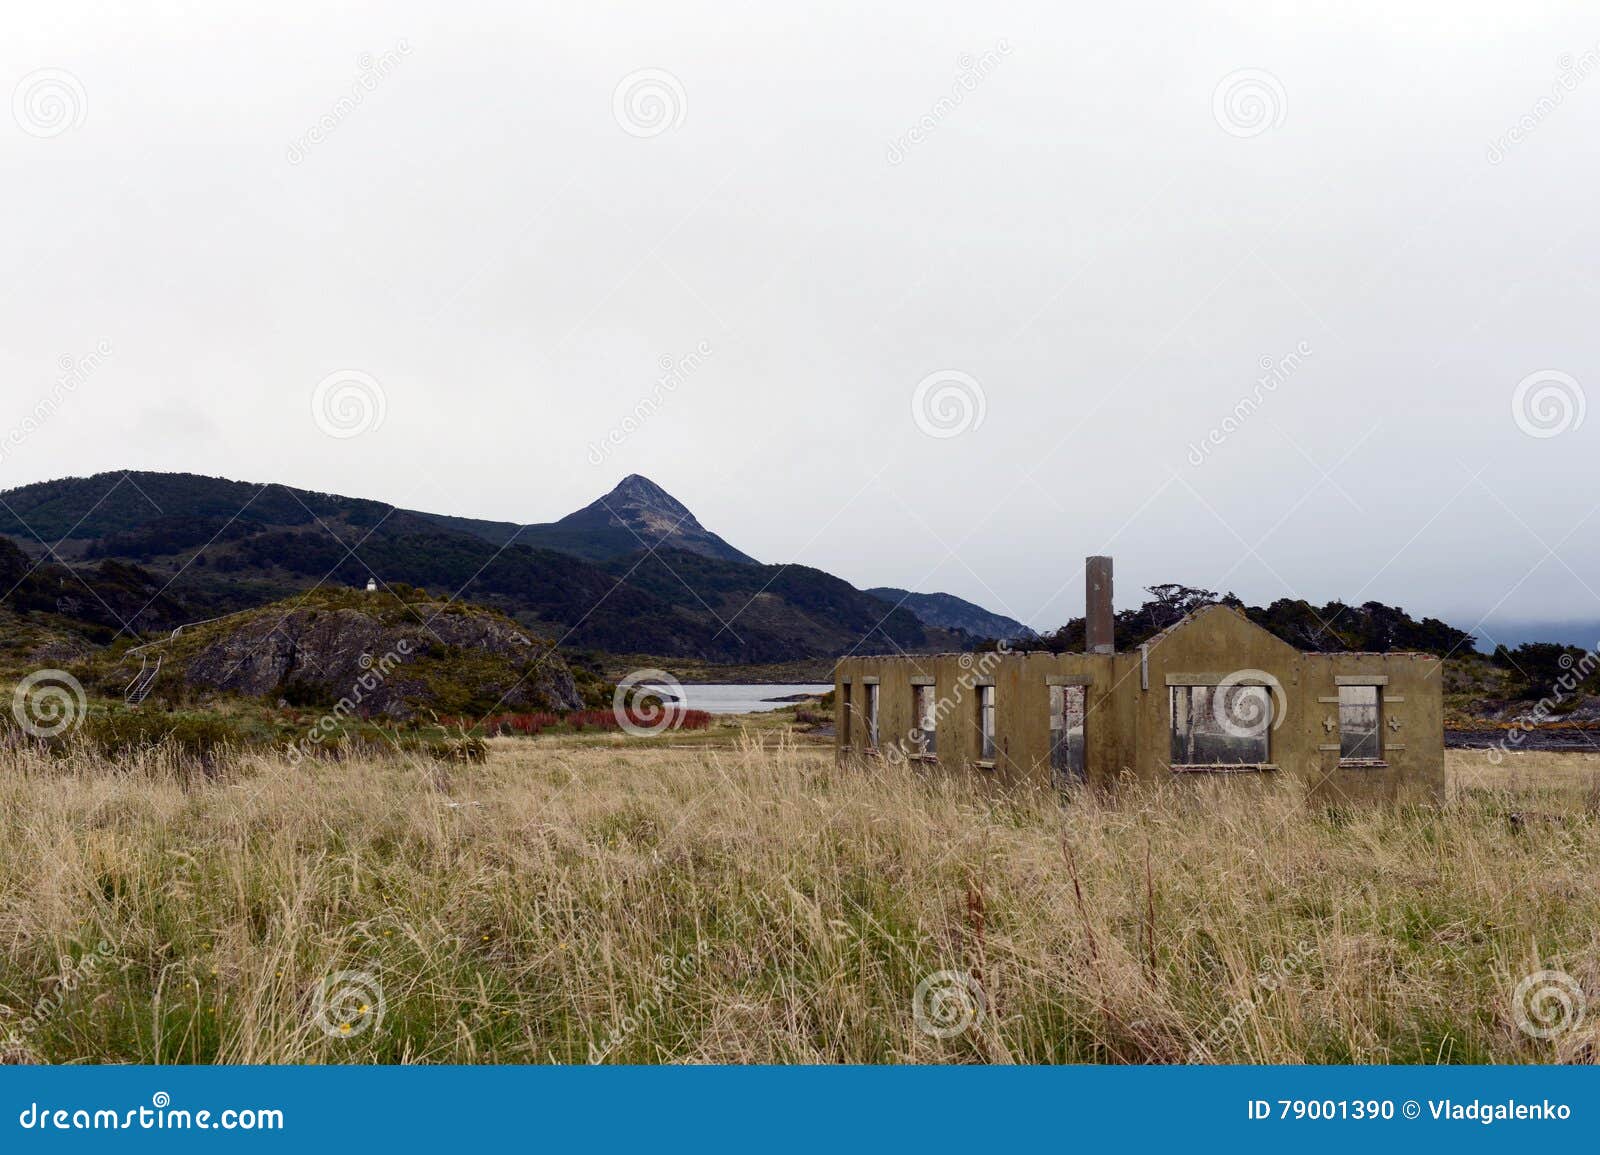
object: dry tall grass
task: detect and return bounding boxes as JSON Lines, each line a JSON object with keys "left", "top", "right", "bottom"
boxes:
{"left": 1, "top": 737, "right": 1597, "bottom": 1064}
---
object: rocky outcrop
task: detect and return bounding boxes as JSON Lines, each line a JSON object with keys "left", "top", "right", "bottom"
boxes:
{"left": 555, "top": 474, "right": 757, "bottom": 564}
{"left": 175, "top": 595, "right": 581, "bottom": 718}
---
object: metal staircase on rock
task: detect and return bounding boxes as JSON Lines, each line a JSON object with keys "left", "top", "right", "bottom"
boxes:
{"left": 124, "top": 654, "right": 162, "bottom": 706}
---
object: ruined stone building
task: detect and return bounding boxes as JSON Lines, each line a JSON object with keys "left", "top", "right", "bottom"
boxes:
{"left": 835, "top": 558, "right": 1443, "bottom": 804}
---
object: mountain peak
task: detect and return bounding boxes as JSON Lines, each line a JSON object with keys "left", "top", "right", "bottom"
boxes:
{"left": 557, "top": 476, "right": 757, "bottom": 565}
{"left": 606, "top": 474, "right": 692, "bottom": 518}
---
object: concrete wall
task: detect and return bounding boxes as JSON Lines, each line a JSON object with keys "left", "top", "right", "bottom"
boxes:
{"left": 1301, "top": 650, "right": 1445, "bottom": 806}
{"left": 835, "top": 605, "right": 1443, "bottom": 803}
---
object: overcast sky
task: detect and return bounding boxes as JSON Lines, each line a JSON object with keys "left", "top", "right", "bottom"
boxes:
{"left": 3, "top": 2, "right": 1598, "bottom": 642}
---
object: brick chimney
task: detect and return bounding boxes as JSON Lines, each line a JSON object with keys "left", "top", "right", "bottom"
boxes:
{"left": 1086, "top": 555, "right": 1114, "bottom": 654}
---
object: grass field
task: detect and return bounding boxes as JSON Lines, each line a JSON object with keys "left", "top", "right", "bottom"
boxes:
{"left": 1, "top": 735, "right": 1597, "bottom": 1064}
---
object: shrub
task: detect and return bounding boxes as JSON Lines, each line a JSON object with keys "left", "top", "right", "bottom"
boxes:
{"left": 564, "top": 708, "right": 712, "bottom": 732}
{"left": 83, "top": 711, "right": 245, "bottom": 758}
{"left": 415, "top": 735, "right": 488, "bottom": 763}
{"left": 440, "top": 709, "right": 711, "bottom": 736}
{"left": 279, "top": 678, "right": 334, "bottom": 708}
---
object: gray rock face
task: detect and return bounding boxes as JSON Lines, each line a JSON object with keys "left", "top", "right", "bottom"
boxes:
{"left": 179, "top": 602, "right": 582, "bottom": 718}
{"left": 556, "top": 474, "right": 757, "bottom": 564}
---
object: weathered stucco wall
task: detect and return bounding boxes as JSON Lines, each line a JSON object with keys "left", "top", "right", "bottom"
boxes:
{"left": 1301, "top": 651, "right": 1445, "bottom": 806}
{"left": 835, "top": 606, "right": 1443, "bottom": 803}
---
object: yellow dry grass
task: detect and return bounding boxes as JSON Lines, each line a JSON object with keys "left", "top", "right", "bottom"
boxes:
{"left": 1, "top": 738, "right": 1596, "bottom": 1064}
{"left": 1449, "top": 747, "right": 1600, "bottom": 799}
